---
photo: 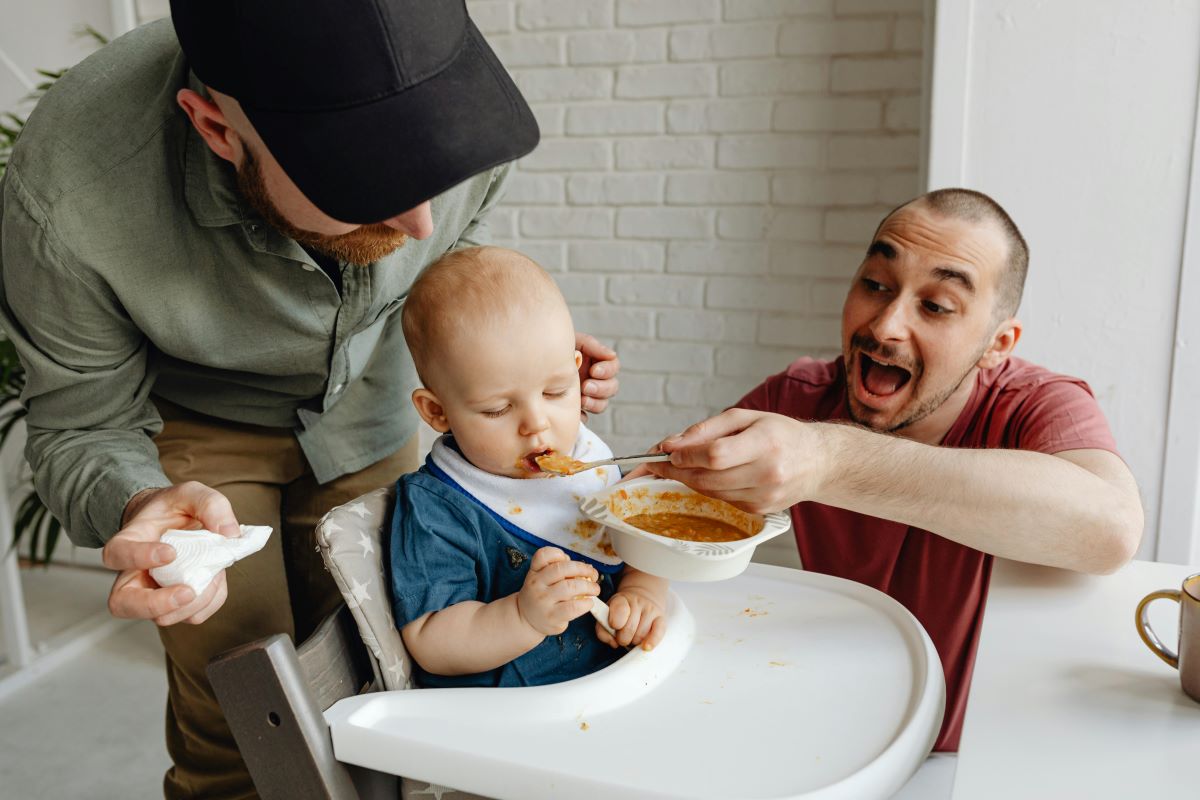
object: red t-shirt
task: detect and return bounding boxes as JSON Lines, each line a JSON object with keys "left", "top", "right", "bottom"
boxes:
{"left": 736, "top": 356, "right": 1119, "bottom": 751}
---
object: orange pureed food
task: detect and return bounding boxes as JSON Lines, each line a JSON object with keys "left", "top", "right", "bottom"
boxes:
{"left": 622, "top": 512, "right": 750, "bottom": 543}
{"left": 534, "top": 451, "right": 586, "bottom": 475}
{"left": 606, "top": 487, "right": 763, "bottom": 543}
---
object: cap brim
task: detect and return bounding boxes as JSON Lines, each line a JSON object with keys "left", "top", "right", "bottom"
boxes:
{"left": 244, "top": 21, "right": 539, "bottom": 224}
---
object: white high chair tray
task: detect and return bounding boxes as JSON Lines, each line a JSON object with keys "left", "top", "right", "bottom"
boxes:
{"left": 324, "top": 563, "right": 945, "bottom": 800}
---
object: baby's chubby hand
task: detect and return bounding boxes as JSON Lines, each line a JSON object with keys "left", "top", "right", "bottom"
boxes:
{"left": 516, "top": 547, "right": 600, "bottom": 636}
{"left": 598, "top": 588, "right": 667, "bottom": 651}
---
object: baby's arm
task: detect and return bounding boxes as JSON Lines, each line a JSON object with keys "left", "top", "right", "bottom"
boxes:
{"left": 599, "top": 567, "right": 669, "bottom": 651}
{"left": 401, "top": 547, "right": 600, "bottom": 676}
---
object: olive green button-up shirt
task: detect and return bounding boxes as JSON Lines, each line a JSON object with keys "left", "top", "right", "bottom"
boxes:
{"left": 0, "top": 20, "right": 510, "bottom": 547}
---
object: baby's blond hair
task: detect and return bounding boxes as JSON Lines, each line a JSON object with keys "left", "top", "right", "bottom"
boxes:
{"left": 402, "top": 246, "right": 567, "bottom": 388}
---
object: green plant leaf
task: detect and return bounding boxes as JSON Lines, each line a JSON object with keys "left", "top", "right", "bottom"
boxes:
{"left": 12, "top": 491, "right": 62, "bottom": 567}
{"left": 12, "top": 491, "right": 41, "bottom": 562}
{"left": 78, "top": 25, "right": 109, "bottom": 46}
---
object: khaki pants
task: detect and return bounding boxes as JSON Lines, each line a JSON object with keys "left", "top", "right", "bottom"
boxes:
{"left": 152, "top": 399, "right": 419, "bottom": 799}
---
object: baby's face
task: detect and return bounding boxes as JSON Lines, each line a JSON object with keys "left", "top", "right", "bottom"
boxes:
{"left": 431, "top": 304, "right": 583, "bottom": 479}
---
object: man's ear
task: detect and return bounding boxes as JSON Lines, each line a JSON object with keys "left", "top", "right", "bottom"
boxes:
{"left": 412, "top": 388, "right": 451, "bottom": 433}
{"left": 176, "top": 88, "right": 240, "bottom": 164}
{"left": 977, "top": 317, "right": 1022, "bottom": 370}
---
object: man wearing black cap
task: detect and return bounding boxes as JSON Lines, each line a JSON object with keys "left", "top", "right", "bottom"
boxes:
{"left": 0, "top": 2, "right": 618, "bottom": 796}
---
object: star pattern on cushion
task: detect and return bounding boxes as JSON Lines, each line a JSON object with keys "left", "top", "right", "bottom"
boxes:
{"left": 348, "top": 575, "right": 372, "bottom": 608}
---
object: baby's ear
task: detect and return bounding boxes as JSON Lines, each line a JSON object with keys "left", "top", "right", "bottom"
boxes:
{"left": 412, "top": 388, "right": 451, "bottom": 433}
{"left": 574, "top": 349, "right": 584, "bottom": 369}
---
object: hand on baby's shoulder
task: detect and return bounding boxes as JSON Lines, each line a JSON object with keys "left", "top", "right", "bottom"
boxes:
{"left": 599, "top": 585, "right": 667, "bottom": 651}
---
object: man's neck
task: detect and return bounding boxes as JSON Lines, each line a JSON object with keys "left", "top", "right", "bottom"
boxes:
{"left": 894, "top": 366, "right": 981, "bottom": 446}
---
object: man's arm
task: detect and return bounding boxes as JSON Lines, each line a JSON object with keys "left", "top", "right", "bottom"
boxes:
{"left": 816, "top": 423, "right": 1141, "bottom": 573}
{"left": 649, "top": 410, "right": 1143, "bottom": 575}
{"left": 1, "top": 166, "right": 169, "bottom": 547}
{"left": 1, "top": 168, "right": 241, "bottom": 625}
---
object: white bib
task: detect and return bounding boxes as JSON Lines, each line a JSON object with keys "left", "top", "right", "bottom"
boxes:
{"left": 427, "top": 423, "right": 623, "bottom": 571}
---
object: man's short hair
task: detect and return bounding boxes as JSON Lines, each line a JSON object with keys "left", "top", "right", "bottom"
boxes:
{"left": 883, "top": 188, "right": 1030, "bottom": 319}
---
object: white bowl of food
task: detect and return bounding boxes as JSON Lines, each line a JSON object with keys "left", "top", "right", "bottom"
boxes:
{"left": 578, "top": 477, "right": 792, "bottom": 581}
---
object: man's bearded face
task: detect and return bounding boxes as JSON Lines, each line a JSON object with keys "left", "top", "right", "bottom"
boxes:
{"left": 236, "top": 149, "right": 409, "bottom": 266}
{"left": 840, "top": 204, "right": 1010, "bottom": 438}
{"left": 846, "top": 330, "right": 988, "bottom": 434}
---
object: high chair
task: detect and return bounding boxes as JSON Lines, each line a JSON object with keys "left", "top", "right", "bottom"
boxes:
{"left": 208, "top": 485, "right": 484, "bottom": 800}
{"left": 208, "top": 486, "right": 945, "bottom": 800}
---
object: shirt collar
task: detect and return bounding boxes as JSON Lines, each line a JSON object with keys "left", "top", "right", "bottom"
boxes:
{"left": 180, "top": 74, "right": 318, "bottom": 267}
{"left": 182, "top": 72, "right": 250, "bottom": 229}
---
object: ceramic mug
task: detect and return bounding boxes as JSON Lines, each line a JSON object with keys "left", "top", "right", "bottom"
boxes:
{"left": 1135, "top": 572, "right": 1200, "bottom": 702}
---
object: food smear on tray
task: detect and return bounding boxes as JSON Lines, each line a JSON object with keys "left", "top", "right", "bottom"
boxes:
{"left": 622, "top": 512, "right": 751, "bottom": 543}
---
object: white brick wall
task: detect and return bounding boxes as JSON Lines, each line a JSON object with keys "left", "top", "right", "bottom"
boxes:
{"left": 476, "top": 0, "right": 925, "bottom": 454}
{"left": 139, "top": 1, "right": 924, "bottom": 456}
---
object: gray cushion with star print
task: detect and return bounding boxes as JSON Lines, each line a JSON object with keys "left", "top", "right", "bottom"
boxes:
{"left": 315, "top": 486, "right": 492, "bottom": 800}
{"left": 316, "top": 485, "right": 414, "bottom": 690}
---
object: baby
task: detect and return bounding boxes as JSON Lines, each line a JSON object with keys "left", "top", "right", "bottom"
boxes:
{"left": 388, "top": 245, "right": 668, "bottom": 688}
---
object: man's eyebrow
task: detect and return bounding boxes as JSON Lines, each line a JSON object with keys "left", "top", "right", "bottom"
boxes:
{"left": 867, "top": 241, "right": 896, "bottom": 259}
{"left": 932, "top": 266, "right": 976, "bottom": 294}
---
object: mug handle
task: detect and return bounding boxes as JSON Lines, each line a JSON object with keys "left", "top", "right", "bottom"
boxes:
{"left": 1135, "top": 589, "right": 1181, "bottom": 668}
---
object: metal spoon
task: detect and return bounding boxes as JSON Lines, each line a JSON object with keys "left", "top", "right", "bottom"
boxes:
{"left": 535, "top": 451, "right": 671, "bottom": 477}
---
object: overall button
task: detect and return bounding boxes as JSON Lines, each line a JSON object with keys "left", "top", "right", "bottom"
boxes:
{"left": 302, "top": 264, "right": 316, "bottom": 272}
{"left": 331, "top": 383, "right": 344, "bottom": 394}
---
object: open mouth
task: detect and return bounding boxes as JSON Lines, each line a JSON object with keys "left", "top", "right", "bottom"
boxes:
{"left": 858, "top": 353, "right": 912, "bottom": 398}
{"left": 521, "top": 449, "right": 553, "bottom": 473}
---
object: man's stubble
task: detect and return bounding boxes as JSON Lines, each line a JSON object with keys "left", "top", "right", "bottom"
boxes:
{"left": 846, "top": 332, "right": 990, "bottom": 434}
{"left": 236, "top": 149, "right": 409, "bottom": 266}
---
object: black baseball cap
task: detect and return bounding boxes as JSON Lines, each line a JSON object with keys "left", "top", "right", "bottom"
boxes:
{"left": 170, "top": 0, "right": 539, "bottom": 224}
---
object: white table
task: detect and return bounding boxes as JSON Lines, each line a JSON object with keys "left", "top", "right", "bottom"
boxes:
{"left": 953, "top": 558, "right": 1200, "bottom": 797}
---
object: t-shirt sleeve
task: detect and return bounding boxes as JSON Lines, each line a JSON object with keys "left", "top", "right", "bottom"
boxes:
{"left": 734, "top": 369, "right": 787, "bottom": 413}
{"left": 388, "top": 479, "right": 482, "bottom": 629}
{"left": 1009, "top": 378, "right": 1119, "bottom": 456}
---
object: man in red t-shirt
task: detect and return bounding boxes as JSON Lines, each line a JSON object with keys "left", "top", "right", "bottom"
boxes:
{"left": 646, "top": 188, "right": 1143, "bottom": 751}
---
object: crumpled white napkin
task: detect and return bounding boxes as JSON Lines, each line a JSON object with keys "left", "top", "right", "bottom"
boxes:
{"left": 149, "top": 525, "right": 273, "bottom": 596}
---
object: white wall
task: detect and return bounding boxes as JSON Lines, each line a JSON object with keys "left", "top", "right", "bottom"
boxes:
{"left": 0, "top": 1, "right": 115, "bottom": 114}
{"left": 472, "top": 0, "right": 927, "bottom": 455}
{"left": 927, "top": 0, "right": 1200, "bottom": 561}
